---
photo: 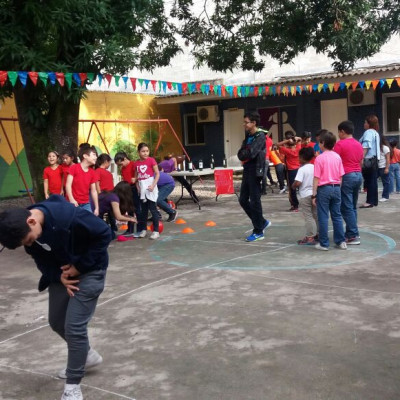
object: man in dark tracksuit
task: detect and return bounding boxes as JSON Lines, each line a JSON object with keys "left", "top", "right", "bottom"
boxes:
{"left": 0, "top": 195, "right": 112, "bottom": 400}
{"left": 237, "top": 112, "right": 272, "bottom": 242}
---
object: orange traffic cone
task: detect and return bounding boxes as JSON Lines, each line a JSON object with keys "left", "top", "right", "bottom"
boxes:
{"left": 175, "top": 218, "right": 186, "bottom": 224}
{"left": 181, "top": 227, "right": 195, "bottom": 234}
{"left": 120, "top": 224, "right": 128, "bottom": 230}
{"left": 205, "top": 221, "right": 217, "bottom": 227}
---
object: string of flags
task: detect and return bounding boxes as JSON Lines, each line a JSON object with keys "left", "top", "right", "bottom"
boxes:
{"left": 0, "top": 70, "right": 399, "bottom": 97}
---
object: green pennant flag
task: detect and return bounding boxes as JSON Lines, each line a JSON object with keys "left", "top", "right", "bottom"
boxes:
{"left": 64, "top": 73, "right": 73, "bottom": 88}
{"left": 87, "top": 73, "right": 95, "bottom": 84}
{"left": 158, "top": 81, "right": 162, "bottom": 92}
{"left": 172, "top": 82, "right": 177, "bottom": 90}
{"left": 258, "top": 87, "right": 263, "bottom": 96}
{"left": 245, "top": 86, "right": 250, "bottom": 97}
{"left": 7, "top": 71, "right": 18, "bottom": 86}
{"left": 38, "top": 72, "right": 48, "bottom": 87}
{"left": 138, "top": 78, "right": 144, "bottom": 87}
{"left": 201, "top": 84, "right": 206, "bottom": 94}
{"left": 114, "top": 75, "right": 120, "bottom": 87}
{"left": 214, "top": 85, "right": 219, "bottom": 95}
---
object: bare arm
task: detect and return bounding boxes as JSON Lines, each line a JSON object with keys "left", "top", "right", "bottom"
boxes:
{"left": 95, "top": 181, "right": 101, "bottom": 194}
{"left": 65, "top": 175, "right": 78, "bottom": 206}
{"left": 384, "top": 152, "right": 390, "bottom": 173}
{"left": 43, "top": 179, "right": 49, "bottom": 199}
{"left": 110, "top": 201, "right": 137, "bottom": 222}
{"left": 90, "top": 183, "right": 99, "bottom": 216}
{"left": 312, "top": 176, "right": 319, "bottom": 207}
{"left": 292, "top": 180, "right": 301, "bottom": 190}
{"left": 149, "top": 165, "right": 160, "bottom": 191}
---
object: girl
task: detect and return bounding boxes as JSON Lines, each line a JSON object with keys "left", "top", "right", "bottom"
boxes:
{"left": 95, "top": 153, "right": 114, "bottom": 193}
{"left": 389, "top": 139, "right": 400, "bottom": 194}
{"left": 61, "top": 149, "right": 77, "bottom": 199}
{"left": 378, "top": 135, "right": 391, "bottom": 202}
{"left": 135, "top": 142, "right": 160, "bottom": 239}
{"left": 43, "top": 151, "right": 63, "bottom": 198}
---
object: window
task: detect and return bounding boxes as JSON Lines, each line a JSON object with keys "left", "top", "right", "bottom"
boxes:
{"left": 383, "top": 93, "right": 400, "bottom": 135}
{"left": 184, "top": 113, "right": 205, "bottom": 145}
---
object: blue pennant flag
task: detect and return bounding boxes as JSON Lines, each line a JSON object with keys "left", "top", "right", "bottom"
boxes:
{"left": 18, "top": 71, "right": 28, "bottom": 87}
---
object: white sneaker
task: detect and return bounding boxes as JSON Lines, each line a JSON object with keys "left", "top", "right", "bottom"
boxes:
{"left": 149, "top": 231, "right": 160, "bottom": 240}
{"left": 315, "top": 243, "right": 329, "bottom": 251}
{"left": 379, "top": 198, "right": 389, "bottom": 202}
{"left": 58, "top": 348, "right": 103, "bottom": 379}
{"left": 279, "top": 187, "right": 287, "bottom": 194}
{"left": 61, "top": 384, "right": 83, "bottom": 400}
{"left": 335, "top": 242, "right": 348, "bottom": 250}
{"left": 138, "top": 230, "right": 147, "bottom": 238}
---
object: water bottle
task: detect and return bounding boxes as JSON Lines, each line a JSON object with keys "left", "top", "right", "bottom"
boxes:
{"left": 199, "top": 159, "right": 203, "bottom": 171}
{"left": 210, "top": 154, "right": 215, "bottom": 169}
{"left": 223, "top": 154, "right": 227, "bottom": 168}
{"left": 188, "top": 160, "right": 193, "bottom": 172}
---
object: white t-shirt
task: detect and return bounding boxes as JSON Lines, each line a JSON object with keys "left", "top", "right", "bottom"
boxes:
{"left": 295, "top": 163, "right": 314, "bottom": 198}
{"left": 378, "top": 145, "right": 390, "bottom": 168}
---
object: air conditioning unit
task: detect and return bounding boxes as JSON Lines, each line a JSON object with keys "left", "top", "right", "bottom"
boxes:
{"left": 347, "top": 88, "right": 376, "bottom": 107}
{"left": 197, "top": 105, "right": 220, "bottom": 122}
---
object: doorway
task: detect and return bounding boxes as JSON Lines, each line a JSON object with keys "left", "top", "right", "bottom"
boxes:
{"left": 321, "top": 99, "right": 348, "bottom": 136}
{"left": 223, "top": 108, "right": 245, "bottom": 166}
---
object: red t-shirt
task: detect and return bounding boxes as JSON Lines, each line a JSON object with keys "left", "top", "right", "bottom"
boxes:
{"left": 279, "top": 144, "right": 301, "bottom": 170}
{"left": 391, "top": 148, "right": 400, "bottom": 164}
{"left": 68, "top": 163, "right": 97, "bottom": 204}
{"left": 43, "top": 165, "right": 63, "bottom": 194}
{"left": 334, "top": 138, "right": 364, "bottom": 174}
{"left": 265, "top": 136, "right": 273, "bottom": 159}
{"left": 121, "top": 161, "right": 136, "bottom": 183}
{"left": 96, "top": 168, "right": 114, "bottom": 192}
{"left": 135, "top": 157, "right": 157, "bottom": 180}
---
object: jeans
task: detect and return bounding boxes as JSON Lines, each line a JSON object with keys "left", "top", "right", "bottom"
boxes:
{"left": 340, "top": 172, "right": 362, "bottom": 239}
{"left": 287, "top": 169, "right": 299, "bottom": 208}
{"left": 79, "top": 203, "right": 92, "bottom": 213}
{"left": 317, "top": 185, "right": 345, "bottom": 248}
{"left": 389, "top": 163, "right": 400, "bottom": 193}
{"left": 48, "top": 269, "right": 106, "bottom": 384}
{"left": 261, "top": 164, "right": 274, "bottom": 193}
{"left": 239, "top": 169, "right": 266, "bottom": 235}
{"left": 275, "top": 163, "right": 286, "bottom": 190}
{"left": 363, "top": 165, "right": 378, "bottom": 206}
{"left": 378, "top": 168, "right": 390, "bottom": 199}
{"left": 157, "top": 183, "right": 175, "bottom": 215}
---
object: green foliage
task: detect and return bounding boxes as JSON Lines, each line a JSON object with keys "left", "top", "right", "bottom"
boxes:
{"left": 112, "top": 140, "right": 138, "bottom": 161}
{"left": 140, "top": 129, "right": 164, "bottom": 156}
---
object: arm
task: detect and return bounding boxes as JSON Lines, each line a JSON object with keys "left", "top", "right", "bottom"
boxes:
{"left": 384, "top": 152, "right": 390, "bottom": 174}
{"left": 292, "top": 180, "right": 301, "bottom": 190}
{"left": 149, "top": 165, "right": 160, "bottom": 191}
{"left": 237, "top": 133, "right": 265, "bottom": 161}
{"left": 312, "top": 176, "right": 319, "bottom": 207}
{"left": 95, "top": 181, "right": 101, "bottom": 194}
{"left": 111, "top": 201, "right": 137, "bottom": 222}
{"left": 90, "top": 182, "right": 99, "bottom": 216}
{"left": 65, "top": 174, "right": 78, "bottom": 207}
{"left": 43, "top": 179, "right": 49, "bottom": 199}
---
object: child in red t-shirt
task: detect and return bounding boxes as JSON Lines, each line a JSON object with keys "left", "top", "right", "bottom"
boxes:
{"left": 43, "top": 151, "right": 63, "bottom": 198}
{"left": 95, "top": 153, "right": 114, "bottom": 193}
{"left": 61, "top": 149, "right": 76, "bottom": 200}
{"left": 135, "top": 142, "right": 160, "bottom": 239}
{"left": 277, "top": 131, "right": 301, "bottom": 211}
{"left": 65, "top": 145, "right": 99, "bottom": 215}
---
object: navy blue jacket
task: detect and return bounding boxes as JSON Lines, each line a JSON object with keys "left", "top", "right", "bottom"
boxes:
{"left": 25, "top": 195, "right": 112, "bottom": 292}
{"left": 237, "top": 130, "right": 266, "bottom": 177}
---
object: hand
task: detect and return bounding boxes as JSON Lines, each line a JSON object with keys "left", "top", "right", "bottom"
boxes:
{"left": 312, "top": 198, "right": 317, "bottom": 207}
{"left": 148, "top": 185, "right": 154, "bottom": 192}
{"left": 45, "top": 194, "right": 49, "bottom": 199}
{"left": 61, "top": 264, "right": 80, "bottom": 278}
{"left": 60, "top": 274, "right": 80, "bottom": 297}
{"left": 71, "top": 199, "right": 78, "bottom": 207}
{"left": 130, "top": 216, "right": 137, "bottom": 223}
{"left": 94, "top": 207, "right": 99, "bottom": 216}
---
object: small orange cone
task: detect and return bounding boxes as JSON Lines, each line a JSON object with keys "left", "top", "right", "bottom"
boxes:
{"left": 205, "top": 220, "right": 217, "bottom": 227}
{"left": 175, "top": 218, "right": 187, "bottom": 224}
{"left": 181, "top": 227, "right": 195, "bottom": 234}
{"left": 120, "top": 224, "right": 128, "bottom": 230}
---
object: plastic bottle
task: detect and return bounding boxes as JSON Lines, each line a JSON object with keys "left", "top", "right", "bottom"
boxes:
{"left": 199, "top": 159, "right": 203, "bottom": 171}
{"left": 210, "top": 154, "right": 215, "bottom": 169}
{"left": 188, "top": 160, "right": 193, "bottom": 172}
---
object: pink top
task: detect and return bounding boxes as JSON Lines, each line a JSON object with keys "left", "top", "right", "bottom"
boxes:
{"left": 314, "top": 150, "right": 344, "bottom": 186}
{"left": 135, "top": 157, "right": 157, "bottom": 180}
{"left": 333, "top": 137, "right": 364, "bottom": 174}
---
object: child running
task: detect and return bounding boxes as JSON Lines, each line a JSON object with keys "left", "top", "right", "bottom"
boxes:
{"left": 135, "top": 142, "right": 160, "bottom": 239}
{"left": 292, "top": 147, "right": 318, "bottom": 245}
{"left": 95, "top": 153, "right": 114, "bottom": 193}
{"left": 312, "top": 131, "right": 346, "bottom": 251}
{"left": 43, "top": 151, "right": 63, "bottom": 198}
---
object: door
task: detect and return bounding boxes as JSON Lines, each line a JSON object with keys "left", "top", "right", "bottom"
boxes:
{"left": 321, "top": 99, "right": 348, "bottom": 136}
{"left": 224, "top": 108, "right": 245, "bottom": 167}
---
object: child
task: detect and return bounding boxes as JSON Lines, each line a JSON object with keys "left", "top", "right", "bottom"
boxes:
{"left": 277, "top": 131, "right": 301, "bottom": 211}
{"left": 378, "top": 136, "right": 391, "bottom": 202}
{"left": 0, "top": 195, "right": 112, "bottom": 400}
{"left": 95, "top": 153, "right": 114, "bottom": 193}
{"left": 269, "top": 144, "right": 286, "bottom": 193}
{"left": 157, "top": 171, "right": 178, "bottom": 222}
{"left": 312, "top": 131, "right": 346, "bottom": 250}
{"left": 61, "top": 149, "right": 77, "bottom": 200}
{"left": 292, "top": 147, "right": 318, "bottom": 245}
{"left": 65, "top": 144, "right": 99, "bottom": 215}
{"left": 135, "top": 142, "right": 160, "bottom": 239}
{"left": 43, "top": 151, "right": 63, "bottom": 198}
{"left": 388, "top": 139, "right": 400, "bottom": 194}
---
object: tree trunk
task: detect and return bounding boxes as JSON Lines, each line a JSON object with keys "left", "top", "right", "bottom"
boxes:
{"left": 14, "top": 86, "right": 81, "bottom": 202}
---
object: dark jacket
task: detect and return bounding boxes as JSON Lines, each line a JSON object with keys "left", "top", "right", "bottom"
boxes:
{"left": 25, "top": 195, "right": 112, "bottom": 292}
{"left": 237, "top": 130, "right": 266, "bottom": 177}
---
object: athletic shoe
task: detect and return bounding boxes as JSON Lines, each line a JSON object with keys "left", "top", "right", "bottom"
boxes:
{"left": 335, "top": 242, "right": 348, "bottom": 250}
{"left": 263, "top": 220, "right": 272, "bottom": 231}
{"left": 379, "top": 198, "right": 389, "bottom": 202}
{"left": 279, "top": 187, "right": 287, "bottom": 194}
{"left": 58, "top": 348, "right": 103, "bottom": 379}
{"left": 297, "top": 236, "right": 317, "bottom": 245}
{"left": 149, "top": 231, "right": 160, "bottom": 240}
{"left": 346, "top": 236, "right": 361, "bottom": 245}
{"left": 138, "top": 230, "right": 147, "bottom": 238}
{"left": 121, "top": 230, "right": 135, "bottom": 237}
{"left": 289, "top": 206, "right": 299, "bottom": 212}
{"left": 245, "top": 233, "right": 265, "bottom": 242}
{"left": 61, "top": 384, "right": 83, "bottom": 400}
{"left": 314, "top": 234, "right": 319, "bottom": 242}
{"left": 166, "top": 211, "right": 178, "bottom": 222}
{"left": 315, "top": 243, "right": 329, "bottom": 251}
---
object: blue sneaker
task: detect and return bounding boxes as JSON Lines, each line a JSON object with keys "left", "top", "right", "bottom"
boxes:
{"left": 263, "top": 220, "right": 272, "bottom": 231}
{"left": 246, "top": 233, "right": 265, "bottom": 242}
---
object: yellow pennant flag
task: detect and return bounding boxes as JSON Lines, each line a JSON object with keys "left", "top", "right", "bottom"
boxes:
{"left": 364, "top": 80, "right": 372, "bottom": 89}
{"left": 318, "top": 84, "right": 324, "bottom": 92}
{"left": 328, "top": 83, "right": 334, "bottom": 93}
{"left": 386, "top": 79, "right": 394, "bottom": 88}
{"left": 290, "top": 86, "right": 296, "bottom": 96}
{"left": 345, "top": 82, "right": 352, "bottom": 89}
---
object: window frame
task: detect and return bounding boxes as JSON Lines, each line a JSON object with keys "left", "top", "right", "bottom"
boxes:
{"left": 382, "top": 92, "right": 400, "bottom": 136}
{"left": 183, "top": 113, "right": 205, "bottom": 146}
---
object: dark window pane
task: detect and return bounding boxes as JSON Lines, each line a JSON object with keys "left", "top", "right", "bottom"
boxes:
{"left": 197, "top": 125, "right": 205, "bottom": 143}
{"left": 387, "top": 97, "right": 400, "bottom": 132}
{"left": 186, "top": 115, "right": 196, "bottom": 144}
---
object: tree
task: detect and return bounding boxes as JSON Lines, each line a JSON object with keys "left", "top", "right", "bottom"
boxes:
{"left": 0, "top": 0, "right": 180, "bottom": 199}
{"left": 172, "top": 0, "right": 400, "bottom": 73}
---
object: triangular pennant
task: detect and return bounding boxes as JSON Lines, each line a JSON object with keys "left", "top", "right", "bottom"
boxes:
{"left": 196, "top": 83, "right": 201, "bottom": 92}
{"left": 48, "top": 72, "right": 56, "bottom": 86}
{"left": 182, "top": 82, "right": 188, "bottom": 93}
{"left": 56, "top": 72, "right": 65, "bottom": 87}
{"left": 323, "top": 83, "right": 329, "bottom": 92}
{"left": 64, "top": 73, "right": 73, "bottom": 88}
{"left": 138, "top": 78, "right": 144, "bottom": 87}
{"left": 364, "top": 80, "right": 372, "bottom": 89}
{"left": 271, "top": 86, "right": 276, "bottom": 95}
{"left": 150, "top": 80, "right": 156, "bottom": 91}
{"left": 333, "top": 83, "right": 340, "bottom": 92}
{"left": 144, "top": 79, "right": 150, "bottom": 89}
{"left": 351, "top": 82, "right": 358, "bottom": 90}
{"left": 327, "top": 83, "right": 334, "bottom": 93}
{"left": 28, "top": 71, "right": 38, "bottom": 86}
{"left": 7, "top": 71, "right": 18, "bottom": 86}
{"left": 276, "top": 86, "right": 282, "bottom": 95}
{"left": 258, "top": 86, "right": 264, "bottom": 96}
{"left": 172, "top": 82, "right": 177, "bottom": 90}
{"left": 187, "top": 83, "right": 194, "bottom": 94}
{"left": 386, "top": 78, "right": 394, "bottom": 88}
{"left": 18, "top": 71, "right": 28, "bottom": 87}
{"left": 395, "top": 78, "right": 400, "bottom": 87}
{"left": 339, "top": 82, "right": 346, "bottom": 91}
{"left": 245, "top": 86, "right": 250, "bottom": 97}
{"left": 97, "top": 74, "right": 103, "bottom": 86}
{"left": 371, "top": 80, "right": 379, "bottom": 90}
{"left": 379, "top": 79, "right": 386, "bottom": 88}
{"left": 265, "top": 86, "right": 270, "bottom": 94}
{"left": 290, "top": 86, "right": 296, "bottom": 96}
{"left": 359, "top": 81, "right": 365, "bottom": 89}
{"left": 209, "top": 84, "right": 214, "bottom": 94}
{"left": 221, "top": 85, "right": 226, "bottom": 97}
{"left": 296, "top": 86, "right": 302, "bottom": 94}
{"left": 87, "top": 73, "right": 95, "bottom": 84}
{"left": 122, "top": 76, "right": 129, "bottom": 89}
{"left": 104, "top": 73, "right": 112, "bottom": 87}
{"left": 177, "top": 83, "right": 182, "bottom": 94}
{"left": 167, "top": 82, "right": 172, "bottom": 90}
{"left": 317, "top": 84, "right": 324, "bottom": 92}
{"left": 38, "top": 72, "right": 48, "bottom": 87}
{"left": 79, "top": 73, "right": 87, "bottom": 86}
{"left": 158, "top": 81, "right": 161, "bottom": 92}
{"left": 312, "top": 84, "right": 318, "bottom": 92}
{"left": 72, "top": 73, "right": 81, "bottom": 87}
{"left": 0, "top": 71, "right": 8, "bottom": 86}
{"left": 130, "top": 77, "right": 136, "bottom": 91}
{"left": 233, "top": 86, "right": 238, "bottom": 97}
{"left": 200, "top": 84, "right": 205, "bottom": 94}
{"left": 345, "top": 82, "right": 352, "bottom": 89}
{"left": 114, "top": 75, "right": 120, "bottom": 87}
{"left": 162, "top": 81, "right": 167, "bottom": 93}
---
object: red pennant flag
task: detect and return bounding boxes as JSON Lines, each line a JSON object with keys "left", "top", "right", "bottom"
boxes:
{"left": 130, "top": 78, "right": 137, "bottom": 91}
{"left": 233, "top": 86, "right": 238, "bottom": 97}
{"left": 209, "top": 84, "right": 214, "bottom": 94}
{"left": 167, "top": 81, "right": 172, "bottom": 90}
{"left": 56, "top": 72, "right": 65, "bottom": 87}
{"left": 221, "top": 86, "right": 226, "bottom": 97}
{"left": 79, "top": 73, "right": 87, "bottom": 86}
{"left": 104, "top": 73, "right": 112, "bottom": 87}
{"left": 333, "top": 83, "right": 340, "bottom": 92}
{"left": 0, "top": 71, "right": 7, "bottom": 86}
{"left": 195, "top": 83, "right": 201, "bottom": 92}
{"left": 151, "top": 80, "right": 157, "bottom": 91}
{"left": 276, "top": 86, "right": 282, "bottom": 95}
{"left": 265, "top": 86, "right": 269, "bottom": 95}
{"left": 182, "top": 82, "right": 188, "bottom": 93}
{"left": 371, "top": 80, "right": 379, "bottom": 90}
{"left": 28, "top": 72, "right": 38, "bottom": 86}
{"left": 351, "top": 82, "right": 358, "bottom": 90}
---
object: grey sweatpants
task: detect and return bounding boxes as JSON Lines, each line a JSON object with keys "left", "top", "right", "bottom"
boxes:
{"left": 299, "top": 195, "right": 318, "bottom": 237}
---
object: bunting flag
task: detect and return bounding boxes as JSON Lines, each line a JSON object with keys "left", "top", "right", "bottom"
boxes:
{"left": 0, "top": 70, "right": 399, "bottom": 101}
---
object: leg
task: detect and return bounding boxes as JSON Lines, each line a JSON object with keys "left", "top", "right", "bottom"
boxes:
{"left": 48, "top": 282, "right": 70, "bottom": 341}
{"left": 331, "top": 186, "right": 345, "bottom": 245}
{"left": 261, "top": 165, "right": 267, "bottom": 194}
{"left": 157, "top": 184, "right": 175, "bottom": 216}
{"left": 247, "top": 174, "right": 266, "bottom": 234}
{"left": 275, "top": 164, "right": 285, "bottom": 190}
{"left": 239, "top": 172, "right": 252, "bottom": 221}
{"left": 316, "top": 185, "right": 330, "bottom": 248}
{"left": 365, "top": 167, "right": 378, "bottom": 206}
{"left": 340, "top": 173, "right": 361, "bottom": 239}
{"left": 147, "top": 200, "right": 160, "bottom": 232}
{"left": 287, "top": 169, "right": 299, "bottom": 208}
{"left": 299, "top": 196, "right": 317, "bottom": 237}
{"left": 131, "top": 186, "right": 146, "bottom": 233}
{"left": 379, "top": 168, "right": 390, "bottom": 199}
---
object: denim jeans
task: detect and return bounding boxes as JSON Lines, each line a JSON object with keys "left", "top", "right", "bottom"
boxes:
{"left": 79, "top": 203, "right": 92, "bottom": 213}
{"left": 363, "top": 165, "right": 378, "bottom": 206}
{"left": 340, "top": 172, "right": 362, "bottom": 239}
{"left": 239, "top": 168, "right": 266, "bottom": 234}
{"left": 48, "top": 269, "right": 106, "bottom": 384}
{"left": 389, "top": 163, "right": 400, "bottom": 193}
{"left": 157, "top": 183, "right": 175, "bottom": 215}
{"left": 378, "top": 168, "right": 390, "bottom": 199}
{"left": 275, "top": 163, "right": 286, "bottom": 190}
{"left": 317, "top": 185, "right": 345, "bottom": 248}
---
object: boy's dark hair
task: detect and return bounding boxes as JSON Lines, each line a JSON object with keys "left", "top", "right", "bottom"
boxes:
{"left": 299, "top": 147, "right": 315, "bottom": 162}
{"left": 316, "top": 129, "right": 328, "bottom": 138}
{"left": 338, "top": 120, "right": 354, "bottom": 135}
{"left": 244, "top": 111, "right": 260, "bottom": 127}
{"left": 62, "top": 149, "right": 77, "bottom": 163}
{"left": 0, "top": 208, "right": 31, "bottom": 249}
{"left": 78, "top": 144, "right": 96, "bottom": 161}
{"left": 300, "top": 131, "right": 311, "bottom": 139}
{"left": 95, "top": 153, "right": 112, "bottom": 168}
{"left": 137, "top": 142, "right": 149, "bottom": 152}
{"left": 114, "top": 151, "right": 129, "bottom": 163}
{"left": 284, "top": 130, "right": 295, "bottom": 140}
{"left": 319, "top": 131, "right": 336, "bottom": 150}
{"left": 389, "top": 138, "right": 398, "bottom": 147}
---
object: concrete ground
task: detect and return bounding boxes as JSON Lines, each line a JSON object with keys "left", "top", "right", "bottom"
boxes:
{"left": 1, "top": 185, "right": 400, "bottom": 400}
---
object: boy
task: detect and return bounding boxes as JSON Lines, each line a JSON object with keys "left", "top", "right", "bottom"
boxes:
{"left": 312, "top": 131, "right": 346, "bottom": 251}
{"left": 292, "top": 147, "right": 318, "bottom": 245}
{"left": 0, "top": 195, "right": 113, "bottom": 400}
{"left": 65, "top": 145, "right": 99, "bottom": 215}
